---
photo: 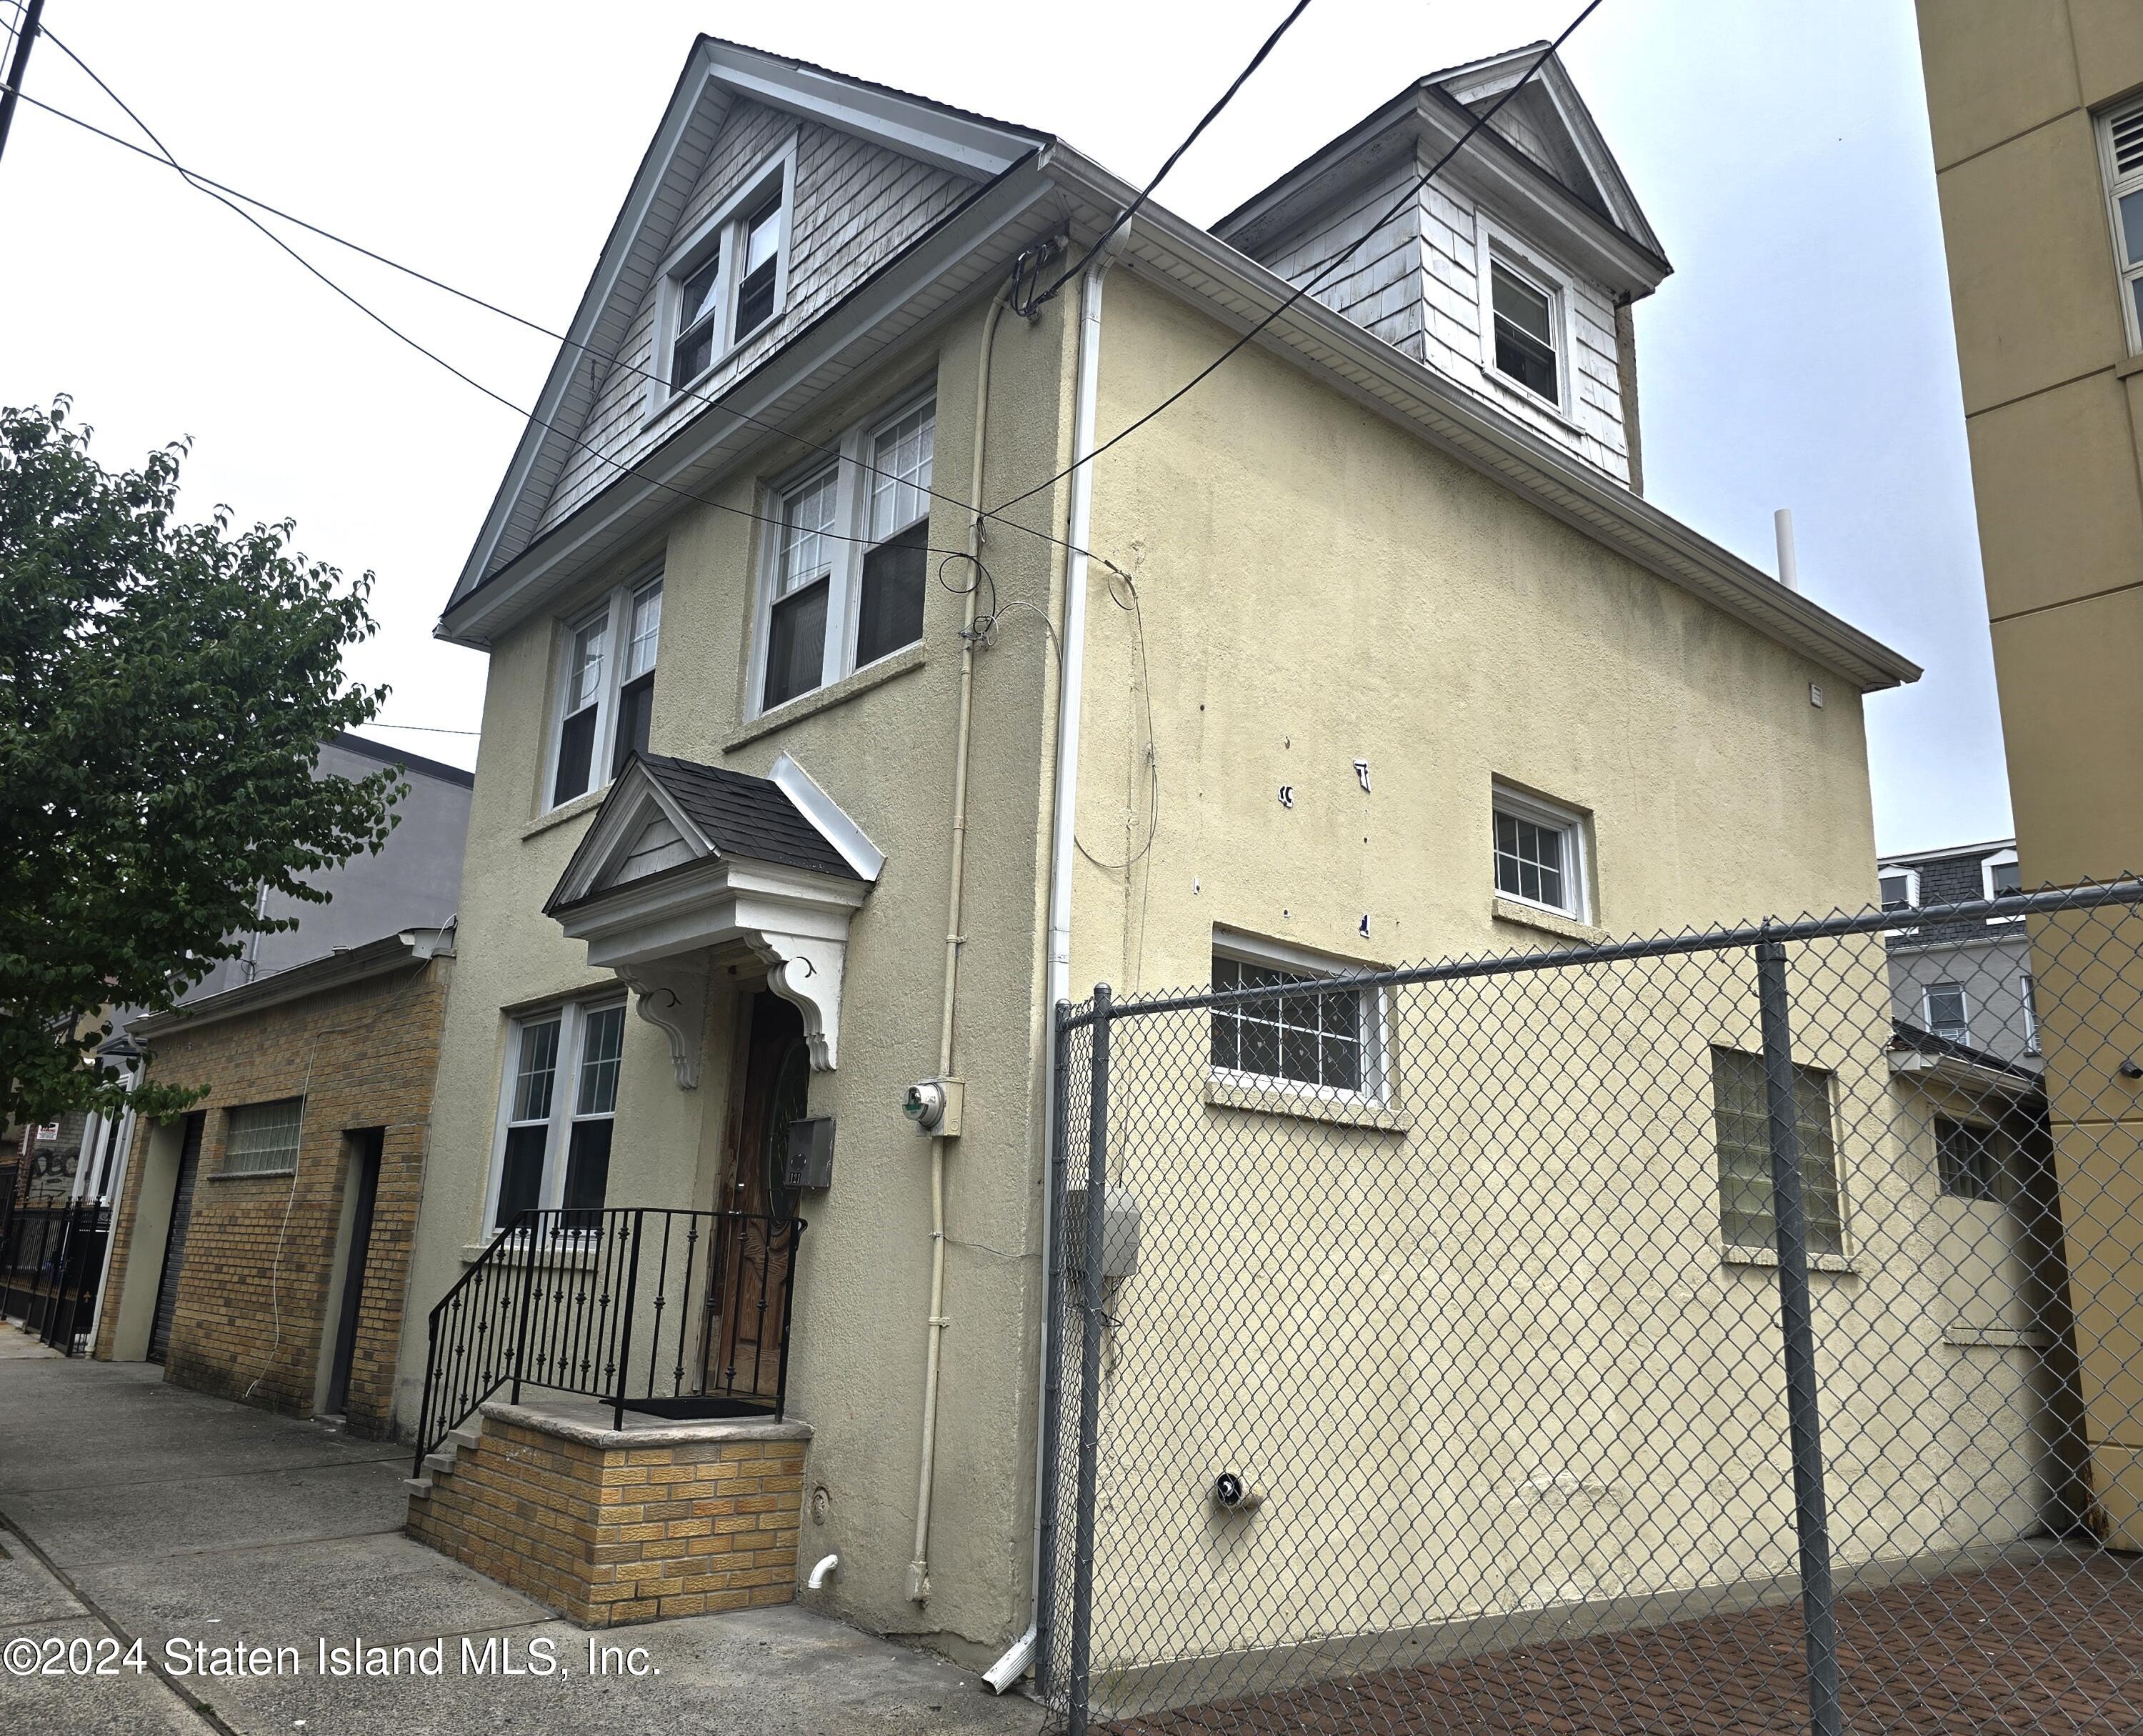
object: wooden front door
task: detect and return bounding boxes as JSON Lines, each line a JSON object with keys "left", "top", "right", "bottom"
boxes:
{"left": 719, "top": 991, "right": 808, "bottom": 1400}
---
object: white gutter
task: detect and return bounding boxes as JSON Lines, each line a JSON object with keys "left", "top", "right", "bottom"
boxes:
{"left": 986, "top": 248, "right": 1115, "bottom": 1695}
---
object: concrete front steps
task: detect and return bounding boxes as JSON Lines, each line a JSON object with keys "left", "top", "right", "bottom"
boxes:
{"left": 405, "top": 1400, "right": 811, "bottom": 1626}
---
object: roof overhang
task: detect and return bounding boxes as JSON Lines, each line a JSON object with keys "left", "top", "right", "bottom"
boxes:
{"left": 546, "top": 757, "right": 879, "bottom": 1076}
{"left": 445, "top": 89, "right": 1916, "bottom": 694}
{"left": 129, "top": 927, "right": 454, "bottom": 1042}
{"left": 1887, "top": 1049, "right": 2044, "bottom": 1103}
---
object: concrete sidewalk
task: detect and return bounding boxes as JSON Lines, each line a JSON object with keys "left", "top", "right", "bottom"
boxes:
{"left": 0, "top": 1352, "right": 1044, "bottom": 1735}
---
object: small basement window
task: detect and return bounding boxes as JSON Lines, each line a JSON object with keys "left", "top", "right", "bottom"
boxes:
{"left": 1209, "top": 937, "right": 1381, "bottom": 1099}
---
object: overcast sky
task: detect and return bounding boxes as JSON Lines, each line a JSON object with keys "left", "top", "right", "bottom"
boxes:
{"left": 1, "top": 0, "right": 2001, "bottom": 856}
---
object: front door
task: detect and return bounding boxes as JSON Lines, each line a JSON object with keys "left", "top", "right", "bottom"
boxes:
{"left": 719, "top": 991, "right": 808, "bottom": 1400}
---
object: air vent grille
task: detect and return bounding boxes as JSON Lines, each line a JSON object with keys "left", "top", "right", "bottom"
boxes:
{"left": 2112, "top": 104, "right": 2143, "bottom": 178}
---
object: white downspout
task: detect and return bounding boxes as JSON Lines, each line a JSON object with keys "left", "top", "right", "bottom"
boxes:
{"left": 907, "top": 287, "right": 1010, "bottom": 1607}
{"left": 986, "top": 249, "right": 1114, "bottom": 1691}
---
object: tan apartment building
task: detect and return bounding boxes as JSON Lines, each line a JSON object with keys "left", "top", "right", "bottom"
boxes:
{"left": 394, "top": 35, "right": 1969, "bottom": 1673}
{"left": 1917, "top": 2, "right": 2143, "bottom": 1547}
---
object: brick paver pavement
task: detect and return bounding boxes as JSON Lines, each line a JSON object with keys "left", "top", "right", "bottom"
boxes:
{"left": 1111, "top": 1557, "right": 2143, "bottom": 1735}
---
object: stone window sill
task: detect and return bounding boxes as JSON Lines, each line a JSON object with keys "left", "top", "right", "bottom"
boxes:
{"left": 724, "top": 642, "right": 926, "bottom": 752}
{"left": 521, "top": 786, "right": 608, "bottom": 842}
{"left": 1492, "top": 897, "right": 1606, "bottom": 945}
{"left": 1204, "top": 1075, "right": 1407, "bottom": 1132}
{"left": 1721, "top": 1245, "right": 1858, "bottom": 1277}
{"left": 209, "top": 1168, "right": 294, "bottom": 1182}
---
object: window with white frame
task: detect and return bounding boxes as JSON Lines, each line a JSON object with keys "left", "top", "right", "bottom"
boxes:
{"left": 1924, "top": 982, "right": 1971, "bottom": 1046}
{"left": 2097, "top": 98, "right": 2143, "bottom": 351}
{"left": 1983, "top": 847, "right": 2023, "bottom": 921}
{"left": 1878, "top": 867, "right": 1918, "bottom": 912}
{"left": 1208, "top": 936, "right": 1382, "bottom": 1099}
{"left": 1710, "top": 1047, "right": 1844, "bottom": 1256}
{"left": 491, "top": 1001, "right": 628, "bottom": 1229}
{"left": 1492, "top": 785, "right": 1589, "bottom": 922}
{"left": 221, "top": 1098, "right": 304, "bottom": 1176}
{"left": 664, "top": 151, "right": 793, "bottom": 394}
{"left": 547, "top": 570, "right": 663, "bottom": 810}
{"left": 755, "top": 396, "right": 934, "bottom": 713}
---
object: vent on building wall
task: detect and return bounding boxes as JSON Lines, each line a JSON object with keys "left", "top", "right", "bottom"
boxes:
{"left": 2114, "top": 104, "right": 2143, "bottom": 176}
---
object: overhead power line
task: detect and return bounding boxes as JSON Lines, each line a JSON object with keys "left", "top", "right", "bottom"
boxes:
{"left": 21, "top": 44, "right": 1116, "bottom": 579}
{"left": 986, "top": 0, "right": 1608, "bottom": 517}
{"left": 1031, "top": 0, "right": 1317, "bottom": 306}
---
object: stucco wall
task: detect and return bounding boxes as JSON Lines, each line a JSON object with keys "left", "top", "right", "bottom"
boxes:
{"left": 401, "top": 288, "right": 1081, "bottom": 1660}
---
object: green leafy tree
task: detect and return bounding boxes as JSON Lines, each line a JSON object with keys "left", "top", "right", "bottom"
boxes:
{"left": 1, "top": 400, "right": 403, "bottom": 1124}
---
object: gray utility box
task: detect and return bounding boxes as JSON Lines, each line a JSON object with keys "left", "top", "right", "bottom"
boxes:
{"left": 1064, "top": 1186, "right": 1141, "bottom": 1280}
{"left": 783, "top": 1117, "right": 835, "bottom": 1191}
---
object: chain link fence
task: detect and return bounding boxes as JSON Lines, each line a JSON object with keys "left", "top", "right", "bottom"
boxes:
{"left": 1035, "top": 882, "right": 2143, "bottom": 1735}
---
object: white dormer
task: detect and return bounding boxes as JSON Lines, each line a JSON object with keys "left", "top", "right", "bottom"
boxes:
{"left": 1212, "top": 46, "right": 1669, "bottom": 489}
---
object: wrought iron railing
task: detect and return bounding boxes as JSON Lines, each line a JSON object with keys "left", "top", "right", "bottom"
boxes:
{"left": 0, "top": 1199, "right": 110, "bottom": 1356}
{"left": 412, "top": 1205, "right": 804, "bottom": 1474}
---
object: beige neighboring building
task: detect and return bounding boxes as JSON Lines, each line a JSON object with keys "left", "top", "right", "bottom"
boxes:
{"left": 1917, "top": 3, "right": 2143, "bottom": 1547}
{"left": 398, "top": 36, "right": 1929, "bottom": 1666}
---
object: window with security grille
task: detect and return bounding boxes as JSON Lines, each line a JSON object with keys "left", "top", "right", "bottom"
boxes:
{"left": 1710, "top": 1047, "right": 1844, "bottom": 1255}
{"left": 1935, "top": 1115, "right": 2004, "bottom": 1204}
{"left": 221, "top": 1099, "right": 304, "bottom": 1176}
{"left": 1209, "top": 949, "right": 1371, "bottom": 1095}
{"left": 1924, "top": 982, "right": 1970, "bottom": 1045}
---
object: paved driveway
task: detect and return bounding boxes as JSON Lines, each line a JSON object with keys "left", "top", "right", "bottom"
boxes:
{"left": 0, "top": 1346, "right": 1043, "bottom": 1735}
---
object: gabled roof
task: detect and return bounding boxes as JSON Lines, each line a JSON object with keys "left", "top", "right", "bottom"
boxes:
{"left": 1888, "top": 1019, "right": 2044, "bottom": 1094}
{"left": 450, "top": 36, "right": 1048, "bottom": 613}
{"left": 546, "top": 752, "right": 876, "bottom": 917}
{"left": 1212, "top": 45, "right": 1668, "bottom": 296}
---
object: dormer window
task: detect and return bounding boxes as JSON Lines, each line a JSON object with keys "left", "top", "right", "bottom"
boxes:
{"left": 1491, "top": 259, "right": 1559, "bottom": 404}
{"left": 663, "top": 148, "right": 794, "bottom": 394}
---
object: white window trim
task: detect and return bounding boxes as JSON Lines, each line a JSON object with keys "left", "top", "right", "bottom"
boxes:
{"left": 1877, "top": 864, "right": 1919, "bottom": 912}
{"left": 1924, "top": 981, "right": 1972, "bottom": 1044}
{"left": 646, "top": 137, "right": 799, "bottom": 419}
{"left": 1492, "top": 783, "right": 1593, "bottom": 924}
{"left": 539, "top": 564, "right": 664, "bottom": 814}
{"left": 1207, "top": 929, "right": 1390, "bottom": 1108}
{"left": 1474, "top": 217, "right": 1573, "bottom": 419}
{"left": 483, "top": 997, "right": 629, "bottom": 1232}
{"left": 746, "top": 388, "right": 935, "bottom": 719}
{"left": 1982, "top": 847, "right": 2024, "bottom": 921}
{"left": 2096, "top": 96, "right": 2143, "bottom": 355}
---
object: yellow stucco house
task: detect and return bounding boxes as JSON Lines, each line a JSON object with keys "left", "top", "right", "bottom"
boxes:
{"left": 394, "top": 34, "right": 1945, "bottom": 1680}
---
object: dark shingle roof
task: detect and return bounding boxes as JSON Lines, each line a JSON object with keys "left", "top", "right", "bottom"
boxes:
{"left": 636, "top": 754, "right": 861, "bottom": 881}
{"left": 1888, "top": 1019, "right": 2042, "bottom": 1084}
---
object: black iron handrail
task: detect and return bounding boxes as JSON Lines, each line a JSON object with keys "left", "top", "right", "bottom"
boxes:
{"left": 413, "top": 1205, "right": 804, "bottom": 1474}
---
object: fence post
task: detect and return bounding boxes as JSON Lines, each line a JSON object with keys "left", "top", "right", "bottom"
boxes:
{"left": 510, "top": 1212, "right": 536, "bottom": 1406}
{"left": 613, "top": 1211, "right": 644, "bottom": 1434}
{"left": 1066, "top": 984, "right": 1112, "bottom": 1736}
{"left": 1034, "top": 1001, "right": 1076, "bottom": 1700}
{"left": 1755, "top": 932, "right": 1842, "bottom": 1736}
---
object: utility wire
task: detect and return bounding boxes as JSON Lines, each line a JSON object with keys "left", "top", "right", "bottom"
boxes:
{"left": 988, "top": 0, "right": 1607, "bottom": 517}
{"left": 19, "top": 54, "right": 1119, "bottom": 578}
{"left": 27, "top": 39, "right": 1011, "bottom": 572}
{"left": 1031, "top": 0, "right": 1316, "bottom": 306}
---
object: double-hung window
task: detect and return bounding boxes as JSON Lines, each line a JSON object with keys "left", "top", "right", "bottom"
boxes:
{"left": 1924, "top": 982, "right": 1971, "bottom": 1046}
{"left": 547, "top": 571, "right": 663, "bottom": 810}
{"left": 664, "top": 151, "right": 794, "bottom": 394}
{"left": 755, "top": 396, "right": 935, "bottom": 714}
{"left": 221, "top": 1099, "right": 303, "bottom": 1176}
{"left": 1710, "top": 1047, "right": 1845, "bottom": 1257}
{"left": 492, "top": 1001, "right": 627, "bottom": 1229}
{"left": 1492, "top": 784, "right": 1591, "bottom": 922}
{"left": 1983, "top": 847, "right": 2023, "bottom": 922}
{"left": 2098, "top": 97, "right": 2143, "bottom": 351}
{"left": 1476, "top": 221, "right": 1567, "bottom": 410}
{"left": 1934, "top": 1115, "right": 2004, "bottom": 1204}
{"left": 1208, "top": 935, "right": 1382, "bottom": 1100}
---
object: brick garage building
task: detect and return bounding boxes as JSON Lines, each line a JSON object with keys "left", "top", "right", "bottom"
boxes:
{"left": 95, "top": 929, "right": 454, "bottom": 1437}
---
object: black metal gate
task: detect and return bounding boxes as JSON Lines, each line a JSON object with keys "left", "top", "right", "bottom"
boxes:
{"left": 0, "top": 1199, "right": 110, "bottom": 1355}
{"left": 1039, "top": 882, "right": 2143, "bottom": 1735}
